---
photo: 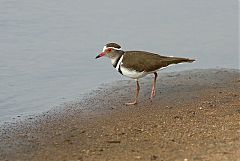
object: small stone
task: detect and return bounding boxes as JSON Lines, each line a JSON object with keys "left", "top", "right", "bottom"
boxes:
{"left": 135, "top": 156, "right": 141, "bottom": 159}
{"left": 106, "top": 140, "right": 121, "bottom": 143}
{"left": 150, "top": 155, "right": 158, "bottom": 160}
{"left": 80, "top": 130, "right": 86, "bottom": 134}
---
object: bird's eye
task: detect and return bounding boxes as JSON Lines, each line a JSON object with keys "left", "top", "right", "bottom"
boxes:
{"left": 107, "top": 48, "right": 112, "bottom": 52}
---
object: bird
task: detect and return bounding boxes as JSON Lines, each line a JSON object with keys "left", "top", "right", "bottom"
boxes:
{"left": 95, "top": 42, "right": 195, "bottom": 105}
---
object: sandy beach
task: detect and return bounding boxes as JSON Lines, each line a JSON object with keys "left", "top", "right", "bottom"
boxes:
{"left": 0, "top": 69, "right": 239, "bottom": 161}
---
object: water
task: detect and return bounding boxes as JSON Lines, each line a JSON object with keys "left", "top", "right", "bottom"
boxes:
{"left": 0, "top": 0, "right": 238, "bottom": 123}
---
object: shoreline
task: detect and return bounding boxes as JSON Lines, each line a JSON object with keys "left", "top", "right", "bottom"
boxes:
{"left": 0, "top": 69, "right": 240, "bottom": 161}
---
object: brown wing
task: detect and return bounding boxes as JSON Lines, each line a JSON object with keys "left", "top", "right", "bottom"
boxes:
{"left": 122, "top": 51, "right": 195, "bottom": 72}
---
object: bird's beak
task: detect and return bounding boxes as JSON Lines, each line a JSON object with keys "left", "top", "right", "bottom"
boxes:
{"left": 95, "top": 52, "right": 106, "bottom": 59}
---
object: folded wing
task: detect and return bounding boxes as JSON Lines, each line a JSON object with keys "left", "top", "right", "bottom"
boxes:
{"left": 122, "top": 51, "right": 195, "bottom": 72}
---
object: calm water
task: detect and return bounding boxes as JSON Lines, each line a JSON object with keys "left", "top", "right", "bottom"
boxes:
{"left": 0, "top": 0, "right": 238, "bottom": 123}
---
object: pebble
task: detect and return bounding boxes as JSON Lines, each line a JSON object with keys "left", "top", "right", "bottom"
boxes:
{"left": 135, "top": 156, "right": 141, "bottom": 159}
{"left": 150, "top": 155, "right": 158, "bottom": 160}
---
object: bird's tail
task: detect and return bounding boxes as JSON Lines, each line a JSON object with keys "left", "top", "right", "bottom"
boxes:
{"left": 165, "top": 57, "right": 195, "bottom": 65}
{"left": 177, "top": 57, "right": 195, "bottom": 63}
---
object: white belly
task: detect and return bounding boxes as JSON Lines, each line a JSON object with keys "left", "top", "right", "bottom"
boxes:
{"left": 120, "top": 66, "right": 148, "bottom": 79}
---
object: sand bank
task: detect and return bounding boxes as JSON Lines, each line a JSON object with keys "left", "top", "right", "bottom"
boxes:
{"left": 0, "top": 69, "right": 239, "bottom": 161}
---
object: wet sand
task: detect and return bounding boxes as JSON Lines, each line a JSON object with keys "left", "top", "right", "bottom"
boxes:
{"left": 0, "top": 69, "right": 239, "bottom": 161}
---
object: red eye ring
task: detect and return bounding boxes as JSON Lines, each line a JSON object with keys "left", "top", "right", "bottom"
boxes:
{"left": 107, "top": 48, "right": 112, "bottom": 52}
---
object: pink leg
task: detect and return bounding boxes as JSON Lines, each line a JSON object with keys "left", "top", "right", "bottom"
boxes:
{"left": 125, "top": 80, "right": 140, "bottom": 105}
{"left": 150, "top": 72, "right": 158, "bottom": 100}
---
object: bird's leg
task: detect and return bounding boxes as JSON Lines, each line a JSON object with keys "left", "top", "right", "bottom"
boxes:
{"left": 150, "top": 72, "right": 158, "bottom": 100}
{"left": 125, "top": 80, "right": 140, "bottom": 105}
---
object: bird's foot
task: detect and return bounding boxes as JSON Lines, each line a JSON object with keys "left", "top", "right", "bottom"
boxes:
{"left": 150, "top": 90, "right": 156, "bottom": 100}
{"left": 125, "top": 101, "right": 137, "bottom": 105}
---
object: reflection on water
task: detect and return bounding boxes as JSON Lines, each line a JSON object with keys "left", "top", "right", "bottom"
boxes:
{"left": 0, "top": 0, "right": 238, "bottom": 122}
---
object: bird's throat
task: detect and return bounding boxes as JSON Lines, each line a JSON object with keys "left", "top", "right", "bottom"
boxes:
{"left": 111, "top": 55, "right": 122, "bottom": 68}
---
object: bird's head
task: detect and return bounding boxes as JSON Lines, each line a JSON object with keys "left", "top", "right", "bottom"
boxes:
{"left": 95, "top": 43, "right": 122, "bottom": 59}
